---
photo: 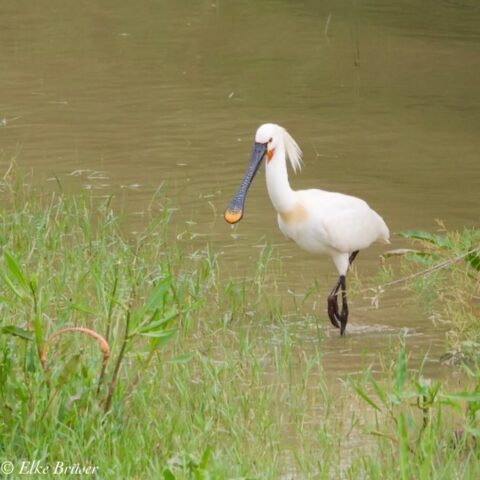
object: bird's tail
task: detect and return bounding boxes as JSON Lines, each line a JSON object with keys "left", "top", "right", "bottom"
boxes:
{"left": 375, "top": 212, "right": 390, "bottom": 244}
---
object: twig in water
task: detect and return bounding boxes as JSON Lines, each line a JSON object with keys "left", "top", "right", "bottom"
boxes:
{"left": 324, "top": 13, "right": 332, "bottom": 38}
{"left": 361, "top": 246, "right": 480, "bottom": 296}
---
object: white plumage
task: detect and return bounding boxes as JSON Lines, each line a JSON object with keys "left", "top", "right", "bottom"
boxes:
{"left": 225, "top": 123, "right": 390, "bottom": 335}
{"left": 277, "top": 189, "right": 389, "bottom": 274}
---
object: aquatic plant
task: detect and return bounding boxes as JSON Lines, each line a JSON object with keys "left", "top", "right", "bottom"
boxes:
{"left": 350, "top": 332, "right": 480, "bottom": 479}
{"left": 0, "top": 171, "right": 479, "bottom": 478}
{"left": 398, "top": 225, "right": 480, "bottom": 361}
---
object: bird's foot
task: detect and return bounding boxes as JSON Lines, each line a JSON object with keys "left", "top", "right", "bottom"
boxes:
{"left": 327, "top": 294, "right": 341, "bottom": 329}
{"left": 327, "top": 274, "right": 350, "bottom": 336}
{"left": 327, "top": 294, "right": 349, "bottom": 335}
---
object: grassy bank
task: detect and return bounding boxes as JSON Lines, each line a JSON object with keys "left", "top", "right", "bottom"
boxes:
{"left": 394, "top": 226, "right": 480, "bottom": 362}
{"left": 0, "top": 172, "right": 479, "bottom": 478}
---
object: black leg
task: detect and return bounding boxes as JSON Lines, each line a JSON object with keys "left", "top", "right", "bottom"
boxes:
{"left": 339, "top": 275, "right": 349, "bottom": 336}
{"left": 349, "top": 251, "right": 359, "bottom": 265}
{"left": 326, "top": 251, "right": 359, "bottom": 335}
{"left": 327, "top": 277, "right": 342, "bottom": 329}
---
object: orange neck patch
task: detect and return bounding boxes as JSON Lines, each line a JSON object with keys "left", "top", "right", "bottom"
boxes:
{"left": 267, "top": 148, "right": 275, "bottom": 161}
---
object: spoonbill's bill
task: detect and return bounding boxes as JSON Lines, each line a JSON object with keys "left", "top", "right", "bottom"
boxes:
{"left": 224, "top": 123, "right": 390, "bottom": 335}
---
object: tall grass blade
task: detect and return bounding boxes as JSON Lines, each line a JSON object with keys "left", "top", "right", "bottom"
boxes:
{"left": 1, "top": 325, "right": 33, "bottom": 341}
{"left": 4, "top": 251, "right": 29, "bottom": 292}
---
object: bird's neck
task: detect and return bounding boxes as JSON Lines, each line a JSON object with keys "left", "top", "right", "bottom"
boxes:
{"left": 265, "top": 144, "right": 296, "bottom": 213}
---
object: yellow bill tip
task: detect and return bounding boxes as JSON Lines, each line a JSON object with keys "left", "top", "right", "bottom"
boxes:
{"left": 224, "top": 209, "right": 243, "bottom": 224}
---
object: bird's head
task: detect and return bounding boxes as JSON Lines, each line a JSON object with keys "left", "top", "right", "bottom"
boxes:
{"left": 254, "top": 123, "right": 281, "bottom": 162}
{"left": 224, "top": 123, "right": 283, "bottom": 225}
{"left": 224, "top": 123, "right": 302, "bottom": 224}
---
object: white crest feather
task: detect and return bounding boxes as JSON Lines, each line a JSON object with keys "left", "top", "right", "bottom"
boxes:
{"left": 281, "top": 127, "right": 303, "bottom": 173}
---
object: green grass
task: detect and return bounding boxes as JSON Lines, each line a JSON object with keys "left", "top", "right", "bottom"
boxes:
{"left": 349, "top": 331, "right": 480, "bottom": 479}
{"left": 396, "top": 225, "right": 480, "bottom": 362}
{"left": 0, "top": 171, "right": 479, "bottom": 478}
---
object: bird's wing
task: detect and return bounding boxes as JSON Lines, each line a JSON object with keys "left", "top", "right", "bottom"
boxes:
{"left": 316, "top": 200, "right": 388, "bottom": 253}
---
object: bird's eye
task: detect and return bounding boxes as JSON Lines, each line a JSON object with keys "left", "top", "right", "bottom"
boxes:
{"left": 268, "top": 137, "right": 273, "bottom": 143}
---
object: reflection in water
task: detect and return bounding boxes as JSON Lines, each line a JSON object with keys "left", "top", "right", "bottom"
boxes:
{"left": 0, "top": 0, "right": 478, "bottom": 375}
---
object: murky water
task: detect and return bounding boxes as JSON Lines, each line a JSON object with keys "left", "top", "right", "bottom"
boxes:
{"left": 1, "top": 1, "right": 479, "bottom": 378}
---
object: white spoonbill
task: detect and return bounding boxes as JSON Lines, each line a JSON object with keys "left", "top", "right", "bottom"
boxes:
{"left": 224, "top": 123, "right": 390, "bottom": 335}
